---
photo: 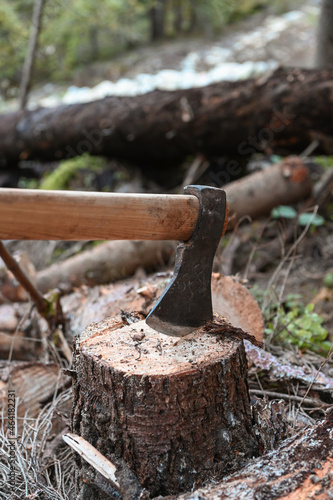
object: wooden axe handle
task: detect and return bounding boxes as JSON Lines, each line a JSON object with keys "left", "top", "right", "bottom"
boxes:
{"left": 0, "top": 188, "right": 200, "bottom": 241}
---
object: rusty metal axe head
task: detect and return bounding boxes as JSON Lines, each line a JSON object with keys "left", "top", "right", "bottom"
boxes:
{"left": 146, "top": 185, "right": 227, "bottom": 337}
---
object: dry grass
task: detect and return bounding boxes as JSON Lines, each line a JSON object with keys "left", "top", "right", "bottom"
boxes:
{"left": 0, "top": 387, "right": 74, "bottom": 499}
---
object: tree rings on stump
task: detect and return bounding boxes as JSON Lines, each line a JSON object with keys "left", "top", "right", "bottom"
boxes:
{"left": 72, "top": 316, "right": 258, "bottom": 498}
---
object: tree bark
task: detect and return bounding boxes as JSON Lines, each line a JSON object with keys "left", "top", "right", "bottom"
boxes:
{"left": 72, "top": 315, "right": 258, "bottom": 498}
{"left": 173, "top": 0, "right": 183, "bottom": 33}
{"left": 150, "top": 0, "right": 165, "bottom": 40}
{"left": 315, "top": 0, "right": 333, "bottom": 68}
{"left": 89, "top": 27, "right": 99, "bottom": 61}
{"left": 168, "top": 409, "right": 333, "bottom": 500}
{"left": 2, "top": 67, "right": 333, "bottom": 167}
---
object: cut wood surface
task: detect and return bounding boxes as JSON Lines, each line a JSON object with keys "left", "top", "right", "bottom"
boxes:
{"left": 72, "top": 316, "right": 258, "bottom": 497}
{"left": 0, "top": 189, "right": 199, "bottom": 241}
{"left": 0, "top": 272, "right": 264, "bottom": 360}
{"left": 61, "top": 272, "right": 264, "bottom": 344}
{"left": 63, "top": 432, "right": 146, "bottom": 500}
{"left": 1, "top": 67, "right": 333, "bottom": 166}
{"left": 166, "top": 410, "right": 333, "bottom": 500}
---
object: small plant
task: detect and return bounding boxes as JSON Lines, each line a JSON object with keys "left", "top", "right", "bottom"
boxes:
{"left": 266, "top": 303, "right": 331, "bottom": 354}
{"left": 251, "top": 287, "right": 331, "bottom": 354}
{"left": 314, "top": 155, "right": 333, "bottom": 169}
{"left": 324, "top": 271, "right": 333, "bottom": 289}
{"left": 271, "top": 206, "right": 325, "bottom": 228}
{"left": 269, "top": 302, "right": 330, "bottom": 354}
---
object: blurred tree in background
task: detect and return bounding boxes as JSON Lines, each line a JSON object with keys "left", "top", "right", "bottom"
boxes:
{"left": 0, "top": 2, "right": 29, "bottom": 96}
{"left": 0, "top": 0, "right": 270, "bottom": 97}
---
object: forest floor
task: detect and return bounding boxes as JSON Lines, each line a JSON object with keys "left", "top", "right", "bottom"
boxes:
{"left": 1, "top": 0, "right": 333, "bottom": 498}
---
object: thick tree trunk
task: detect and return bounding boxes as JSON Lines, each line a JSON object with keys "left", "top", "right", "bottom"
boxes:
{"left": 150, "top": 0, "right": 165, "bottom": 40}
{"left": 1, "top": 67, "right": 333, "bottom": 168}
{"left": 89, "top": 27, "right": 99, "bottom": 60}
{"left": 173, "top": 0, "right": 183, "bottom": 33}
{"left": 72, "top": 315, "right": 258, "bottom": 498}
{"left": 315, "top": 0, "right": 333, "bottom": 68}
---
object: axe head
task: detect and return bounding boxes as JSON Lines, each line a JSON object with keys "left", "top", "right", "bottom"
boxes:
{"left": 146, "top": 185, "right": 227, "bottom": 337}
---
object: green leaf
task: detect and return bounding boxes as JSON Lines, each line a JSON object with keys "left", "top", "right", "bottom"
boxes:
{"left": 305, "top": 303, "right": 314, "bottom": 314}
{"left": 296, "top": 329, "right": 312, "bottom": 340}
{"left": 324, "top": 272, "right": 333, "bottom": 288}
{"left": 270, "top": 155, "right": 283, "bottom": 163}
{"left": 298, "top": 213, "right": 325, "bottom": 227}
{"left": 321, "top": 341, "right": 332, "bottom": 352}
{"left": 271, "top": 205, "right": 297, "bottom": 219}
{"left": 314, "top": 329, "right": 328, "bottom": 341}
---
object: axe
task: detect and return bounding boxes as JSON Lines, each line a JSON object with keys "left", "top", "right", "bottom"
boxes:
{"left": 0, "top": 185, "right": 227, "bottom": 337}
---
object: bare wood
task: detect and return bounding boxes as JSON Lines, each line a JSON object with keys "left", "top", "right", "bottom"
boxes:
{"left": 72, "top": 316, "right": 258, "bottom": 497}
{"left": 63, "top": 432, "right": 145, "bottom": 500}
{"left": 0, "top": 189, "right": 199, "bottom": 241}
{"left": 63, "top": 433, "right": 120, "bottom": 489}
{"left": 0, "top": 158, "right": 311, "bottom": 241}
{"left": 0, "top": 272, "right": 264, "bottom": 357}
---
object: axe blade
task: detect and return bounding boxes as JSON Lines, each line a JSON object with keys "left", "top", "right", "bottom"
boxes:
{"left": 146, "top": 185, "right": 227, "bottom": 337}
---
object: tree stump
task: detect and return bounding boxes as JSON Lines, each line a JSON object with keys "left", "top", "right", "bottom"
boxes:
{"left": 72, "top": 316, "right": 258, "bottom": 498}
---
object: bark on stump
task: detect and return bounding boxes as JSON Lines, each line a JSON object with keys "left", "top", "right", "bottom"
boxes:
{"left": 72, "top": 316, "right": 258, "bottom": 498}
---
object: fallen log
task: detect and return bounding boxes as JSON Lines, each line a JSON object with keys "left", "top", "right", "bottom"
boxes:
{"left": 1, "top": 67, "right": 333, "bottom": 167}
{"left": 72, "top": 315, "right": 259, "bottom": 498}
{"left": 35, "top": 239, "right": 175, "bottom": 293}
{"left": 167, "top": 409, "right": 333, "bottom": 500}
{"left": 225, "top": 156, "right": 312, "bottom": 223}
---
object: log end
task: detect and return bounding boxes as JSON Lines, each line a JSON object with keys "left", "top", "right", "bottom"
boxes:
{"left": 80, "top": 318, "right": 241, "bottom": 376}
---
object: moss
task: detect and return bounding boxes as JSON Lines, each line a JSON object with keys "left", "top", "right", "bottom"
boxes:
{"left": 40, "top": 154, "right": 107, "bottom": 190}
{"left": 314, "top": 155, "right": 333, "bottom": 169}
